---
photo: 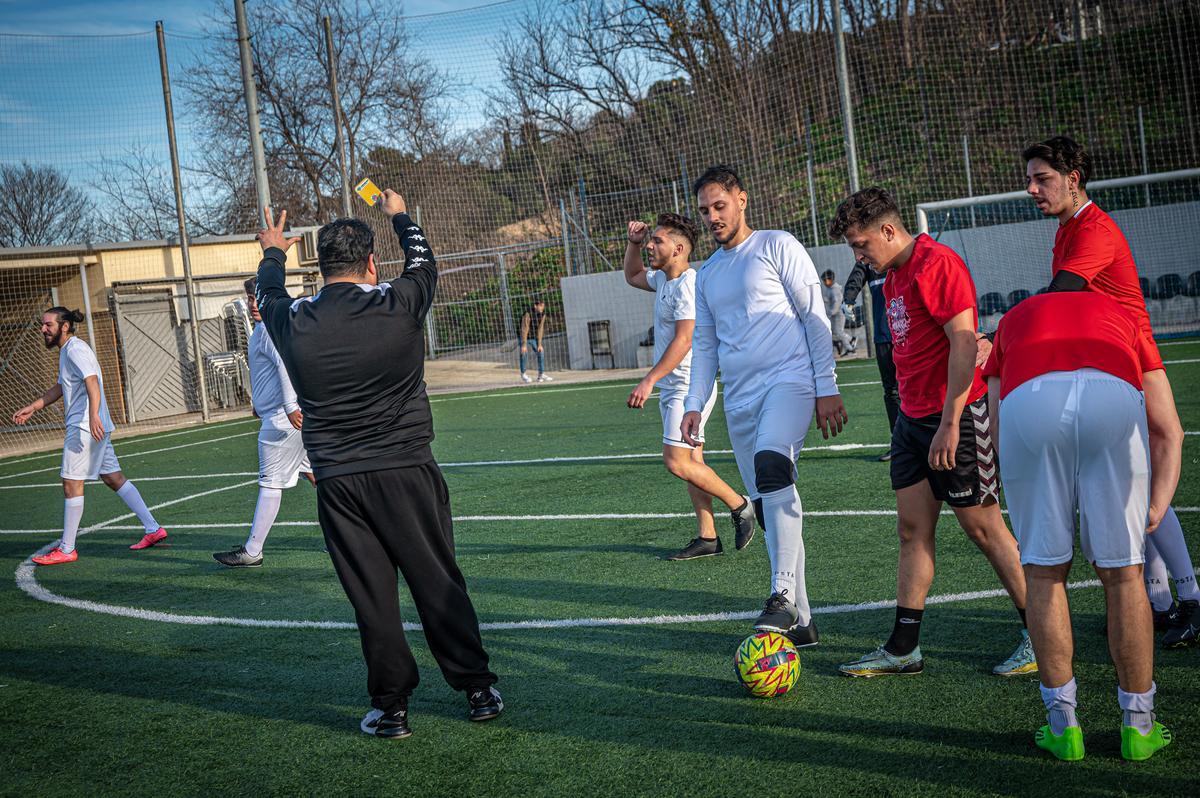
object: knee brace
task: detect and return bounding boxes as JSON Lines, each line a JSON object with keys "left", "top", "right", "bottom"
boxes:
{"left": 753, "top": 450, "right": 795, "bottom": 496}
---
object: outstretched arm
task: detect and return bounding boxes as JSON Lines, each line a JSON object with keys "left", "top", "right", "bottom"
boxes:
{"left": 382, "top": 190, "right": 438, "bottom": 323}
{"left": 254, "top": 207, "right": 301, "bottom": 345}
{"left": 12, "top": 383, "right": 63, "bottom": 425}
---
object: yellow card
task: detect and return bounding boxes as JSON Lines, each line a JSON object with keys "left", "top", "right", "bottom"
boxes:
{"left": 354, "top": 177, "right": 383, "bottom": 206}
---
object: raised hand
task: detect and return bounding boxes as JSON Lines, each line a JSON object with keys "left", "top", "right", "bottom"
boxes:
{"left": 627, "top": 220, "right": 649, "bottom": 245}
{"left": 257, "top": 207, "right": 301, "bottom": 253}
{"left": 381, "top": 189, "right": 407, "bottom": 217}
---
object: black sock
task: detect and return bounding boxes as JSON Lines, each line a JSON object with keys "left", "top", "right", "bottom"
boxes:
{"left": 884, "top": 606, "right": 924, "bottom": 656}
{"left": 1017, "top": 606, "right": 1028, "bottom": 629}
{"left": 753, "top": 498, "right": 765, "bottom": 532}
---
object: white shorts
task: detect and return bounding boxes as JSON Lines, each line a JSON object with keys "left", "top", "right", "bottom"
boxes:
{"left": 660, "top": 387, "right": 718, "bottom": 449}
{"left": 258, "top": 414, "right": 312, "bottom": 489}
{"left": 725, "top": 382, "right": 816, "bottom": 500}
{"left": 61, "top": 428, "right": 120, "bottom": 481}
{"left": 999, "top": 369, "right": 1149, "bottom": 568}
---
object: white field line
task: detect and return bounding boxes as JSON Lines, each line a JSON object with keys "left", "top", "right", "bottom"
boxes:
{"left": 0, "top": 416, "right": 258, "bottom": 468}
{"left": 1165, "top": 358, "right": 1200, "bottom": 365}
{"left": 0, "top": 431, "right": 258, "bottom": 483}
{"left": 1157, "top": 340, "right": 1200, "bottom": 347}
{"left": 0, "top": 472, "right": 259, "bottom": 490}
{"left": 430, "top": 383, "right": 639, "bottom": 403}
{"left": 9, "top": 506, "right": 1200, "bottom": 536}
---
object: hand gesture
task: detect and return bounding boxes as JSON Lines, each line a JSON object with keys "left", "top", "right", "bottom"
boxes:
{"left": 257, "top": 207, "right": 301, "bottom": 253}
{"left": 627, "top": 221, "right": 649, "bottom": 245}
{"left": 287, "top": 408, "right": 303, "bottom": 430}
{"left": 627, "top": 376, "right": 654, "bottom": 409}
{"left": 815, "top": 394, "right": 848, "bottom": 439}
{"left": 928, "top": 422, "right": 959, "bottom": 471}
{"left": 381, "top": 189, "right": 406, "bottom": 217}
{"left": 680, "top": 410, "right": 703, "bottom": 447}
{"left": 1147, "top": 503, "right": 1168, "bottom": 534}
{"left": 12, "top": 404, "right": 35, "bottom": 425}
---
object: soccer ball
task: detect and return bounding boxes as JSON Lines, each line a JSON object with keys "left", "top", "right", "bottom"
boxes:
{"left": 734, "top": 632, "right": 801, "bottom": 698}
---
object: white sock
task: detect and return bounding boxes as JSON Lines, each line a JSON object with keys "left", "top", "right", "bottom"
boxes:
{"left": 1143, "top": 543, "right": 1175, "bottom": 612}
{"left": 1118, "top": 682, "right": 1156, "bottom": 735}
{"left": 60, "top": 496, "right": 85, "bottom": 554}
{"left": 1039, "top": 677, "right": 1079, "bottom": 735}
{"left": 1149, "top": 509, "right": 1199, "bottom": 601}
{"left": 243, "top": 487, "right": 283, "bottom": 558}
{"left": 760, "top": 485, "right": 810, "bottom": 624}
{"left": 115, "top": 481, "right": 159, "bottom": 534}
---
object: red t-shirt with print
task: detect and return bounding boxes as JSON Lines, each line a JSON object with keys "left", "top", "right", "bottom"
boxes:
{"left": 1051, "top": 202, "right": 1163, "bottom": 370}
{"left": 981, "top": 291, "right": 1159, "bottom": 399}
{"left": 884, "top": 233, "right": 987, "bottom": 418}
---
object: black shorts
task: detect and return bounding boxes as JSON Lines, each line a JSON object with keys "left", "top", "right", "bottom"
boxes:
{"left": 890, "top": 396, "right": 999, "bottom": 507}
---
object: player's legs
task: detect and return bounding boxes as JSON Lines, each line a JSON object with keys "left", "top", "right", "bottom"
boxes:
{"left": 1151, "top": 510, "right": 1200, "bottom": 647}
{"left": 217, "top": 420, "right": 307, "bottom": 566}
{"left": 894, "top": 480, "right": 942, "bottom": 609}
{"left": 875, "top": 343, "right": 900, "bottom": 436}
{"left": 952, "top": 502, "right": 1026, "bottom": 611}
{"left": 660, "top": 391, "right": 743, "bottom": 511}
{"left": 100, "top": 464, "right": 166, "bottom": 548}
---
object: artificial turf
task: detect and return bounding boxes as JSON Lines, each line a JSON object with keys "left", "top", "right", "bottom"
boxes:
{"left": 1, "top": 345, "right": 1198, "bottom": 796}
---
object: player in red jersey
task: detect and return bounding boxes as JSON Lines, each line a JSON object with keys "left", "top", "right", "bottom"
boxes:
{"left": 828, "top": 187, "right": 1033, "bottom": 678}
{"left": 1020, "top": 136, "right": 1198, "bottom": 648}
{"left": 983, "top": 290, "right": 1180, "bottom": 761}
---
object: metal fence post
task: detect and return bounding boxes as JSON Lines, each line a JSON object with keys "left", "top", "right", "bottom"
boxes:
{"left": 1138, "top": 106, "right": 1151, "bottom": 206}
{"left": 963, "top": 133, "right": 976, "bottom": 227}
{"left": 559, "top": 198, "right": 572, "bottom": 277}
{"left": 156, "top": 21, "right": 210, "bottom": 422}
{"left": 77, "top": 257, "right": 94, "bottom": 344}
{"left": 805, "top": 109, "right": 819, "bottom": 246}
{"left": 577, "top": 176, "right": 591, "bottom": 275}
{"left": 498, "top": 253, "right": 516, "bottom": 342}
{"left": 235, "top": 0, "right": 271, "bottom": 216}
{"left": 323, "top": 15, "right": 352, "bottom": 218}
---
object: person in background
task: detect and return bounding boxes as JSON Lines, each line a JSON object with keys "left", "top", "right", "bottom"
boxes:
{"left": 821, "top": 269, "right": 856, "bottom": 357}
{"left": 844, "top": 260, "right": 899, "bottom": 461}
{"left": 519, "top": 299, "right": 553, "bottom": 383}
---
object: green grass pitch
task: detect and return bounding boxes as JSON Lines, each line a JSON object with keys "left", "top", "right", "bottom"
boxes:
{"left": 2, "top": 345, "right": 1199, "bottom": 796}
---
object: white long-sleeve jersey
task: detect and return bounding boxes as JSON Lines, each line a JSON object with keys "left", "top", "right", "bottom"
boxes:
{"left": 248, "top": 322, "right": 300, "bottom": 419}
{"left": 684, "top": 230, "right": 839, "bottom": 414}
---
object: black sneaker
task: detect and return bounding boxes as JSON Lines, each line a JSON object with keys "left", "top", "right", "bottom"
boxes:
{"left": 1154, "top": 601, "right": 1181, "bottom": 632}
{"left": 665, "top": 537, "right": 723, "bottom": 561}
{"left": 360, "top": 707, "right": 412, "bottom": 739}
{"left": 731, "top": 497, "right": 755, "bottom": 551}
{"left": 784, "top": 618, "right": 819, "bottom": 648}
{"left": 754, "top": 590, "right": 799, "bottom": 633}
{"left": 467, "top": 686, "right": 503, "bottom": 722}
{"left": 212, "top": 546, "right": 263, "bottom": 568}
{"left": 878, "top": 451, "right": 893, "bottom": 462}
{"left": 1162, "top": 599, "right": 1200, "bottom": 648}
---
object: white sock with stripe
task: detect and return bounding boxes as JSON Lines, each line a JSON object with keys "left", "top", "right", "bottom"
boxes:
{"left": 60, "top": 496, "right": 85, "bottom": 554}
{"left": 243, "top": 487, "right": 283, "bottom": 558}
{"left": 760, "top": 485, "right": 810, "bottom": 624}
{"left": 1143, "top": 544, "right": 1175, "bottom": 612}
{"left": 116, "top": 481, "right": 159, "bottom": 534}
{"left": 1147, "top": 509, "right": 1199, "bottom": 602}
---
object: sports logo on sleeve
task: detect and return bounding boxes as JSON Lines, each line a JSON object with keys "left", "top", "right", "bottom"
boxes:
{"left": 887, "top": 296, "right": 910, "bottom": 346}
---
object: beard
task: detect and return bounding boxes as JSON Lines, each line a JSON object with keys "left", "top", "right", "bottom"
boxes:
{"left": 43, "top": 330, "right": 62, "bottom": 349}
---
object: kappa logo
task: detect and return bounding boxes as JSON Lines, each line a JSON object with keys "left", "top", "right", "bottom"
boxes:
{"left": 887, "top": 296, "right": 910, "bottom": 345}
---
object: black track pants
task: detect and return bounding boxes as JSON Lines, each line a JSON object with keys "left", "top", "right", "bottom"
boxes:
{"left": 316, "top": 462, "right": 496, "bottom": 712}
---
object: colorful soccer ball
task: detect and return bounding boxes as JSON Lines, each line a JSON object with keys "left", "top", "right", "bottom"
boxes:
{"left": 734, "top": 632, "right": 801, "bottom": 698}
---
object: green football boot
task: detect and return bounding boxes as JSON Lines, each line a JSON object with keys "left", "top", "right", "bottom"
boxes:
{"left": 839, "top": 645, "right": 924, "bottom": 677}
{"left": 1121, "top": 721, "right": 1172, "bottom": 761}
{"left": 1035, "top": 724, "right": 1085, "bottom": 761}
{"left": 993, "top": 629, "right": 1038, "bottom": 677}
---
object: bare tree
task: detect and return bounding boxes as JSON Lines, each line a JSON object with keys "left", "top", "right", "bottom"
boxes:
{"left": 0, "top": 163, "right": 94, "bottom": 248}
{"left": 92, "top": 147, "right": 223, "bottom": 242}
{"left": 182, "top": 0, "right": 450, "bottom": 228}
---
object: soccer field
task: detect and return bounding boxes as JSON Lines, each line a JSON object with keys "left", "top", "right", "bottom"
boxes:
{"left": 2, "top": 347, "right": 1199, "bottom": 796}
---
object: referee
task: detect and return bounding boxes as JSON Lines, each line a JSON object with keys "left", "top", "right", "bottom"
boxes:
{"left": 254, "top": 192, "right": 500, "bottom": 740}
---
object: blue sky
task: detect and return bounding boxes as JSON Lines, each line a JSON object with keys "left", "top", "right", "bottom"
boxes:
{"left": 0, "top": 0, "right": 532, "bottom": 193}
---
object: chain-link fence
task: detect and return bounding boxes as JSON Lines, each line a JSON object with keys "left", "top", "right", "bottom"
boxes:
{"left": 2, "top": 0, "right": 1198, "bottom": 455}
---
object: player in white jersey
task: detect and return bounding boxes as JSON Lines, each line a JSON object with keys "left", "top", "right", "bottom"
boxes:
{"left": 623, "top": 212, "right": 757, "bottom": 561}
{"left": 681, "top": 165, "right": 848, "bottom": 647}
{"left": 12, "top": 308, "right": 168, "bottom": 565}
{"left": 213, "top": 278, "right": 314, "bottom": 568}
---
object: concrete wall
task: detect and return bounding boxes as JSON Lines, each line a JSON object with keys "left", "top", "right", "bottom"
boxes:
{"left": 561, "top": 269, "right": 656, "bottom": 370}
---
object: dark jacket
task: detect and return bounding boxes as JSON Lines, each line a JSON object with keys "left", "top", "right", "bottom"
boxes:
{"left": 843, "top": 260, "right": 891, "bottom": 344}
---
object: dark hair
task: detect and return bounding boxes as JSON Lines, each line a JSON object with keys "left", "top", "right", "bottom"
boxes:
{"left": 243, "top": 276, "right": 257, "bottom": 294}
{"left": 317, "top": 218, "right": 375, "bottom": 279}
{"left": 655, "top": 212, "right": 698, "bottom": 253}
{"left": 533, "top": 298, "right": 546, "bottom": 306}
{"left": 692, "top": 164, "right": 744, "bottom": 197}
{"left": 821, "top": 269, "right": 835, "bottom": 281}
{"left": 45, "top": 306, "right": 85, "bottom": 332}
{"left": 827, "top": 186, "right": 904, "bottom": 239}
{"left": 1023, "top": 136, "right": 1091, "bottom": 187}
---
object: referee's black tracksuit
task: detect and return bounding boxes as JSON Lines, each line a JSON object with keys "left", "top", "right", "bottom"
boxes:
{"left": 256, "top": 213, "right": 496, "bottom": 712}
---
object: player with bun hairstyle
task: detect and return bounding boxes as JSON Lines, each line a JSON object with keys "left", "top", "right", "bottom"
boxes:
{"left": 12, "top": 308, "right": 169, "bottom": 564}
